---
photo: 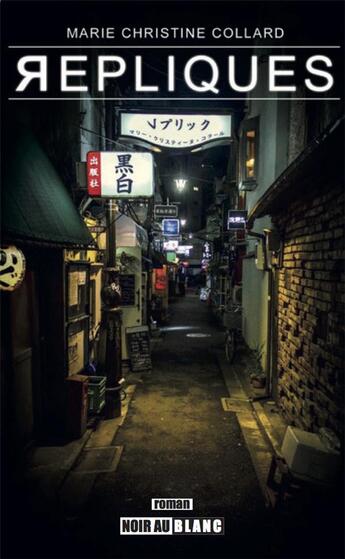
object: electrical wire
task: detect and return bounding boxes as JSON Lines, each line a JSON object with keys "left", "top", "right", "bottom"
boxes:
{"left": 78, "top": 124, "right": 132, "bottom": 150}
{"left": 91, "top": 209, "right": 125, "bottom": 242}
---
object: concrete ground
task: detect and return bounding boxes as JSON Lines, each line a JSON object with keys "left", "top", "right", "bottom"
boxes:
{"left": 4, "top": 293, "right": 344, "bottom": 559}
{"left": 69, "top": 292, "right": 271, "bottom": 559}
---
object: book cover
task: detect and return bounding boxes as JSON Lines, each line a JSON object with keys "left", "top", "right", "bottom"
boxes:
{"left": 1, "top": 1, "right": 344, "bottom": 558}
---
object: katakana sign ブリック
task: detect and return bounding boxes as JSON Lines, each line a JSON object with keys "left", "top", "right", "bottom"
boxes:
{"left": 87, "top": 151, "right": 154, "bottom": 198}
{"left": 120, "top": 113, "right": 231, "bottom": 150}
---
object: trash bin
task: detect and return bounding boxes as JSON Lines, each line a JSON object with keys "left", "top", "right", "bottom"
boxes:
{"left": 65, "top": 374, "right": 89, "bottom": 439}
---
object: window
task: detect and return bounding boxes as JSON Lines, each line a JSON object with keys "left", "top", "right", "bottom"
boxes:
{"left": 239, "top": 117, "right": 259, "bottom": 190}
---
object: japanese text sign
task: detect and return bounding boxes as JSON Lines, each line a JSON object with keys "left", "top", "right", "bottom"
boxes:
{"left": 162, "top": 219, "right": 180, "bottom": 236}
{"left": 87, "top": 151, "right": 154, "bottom": 198}
{"left": 227, "top": 210, "right": 248, "bottom": 231}
{"left": 120, "top": 113, "right": 231, "bottom": 150}
{"left": 163, "top": 240, "right": 179, "bottom": 251}
{"left": 154, "top": 205, "right": 178, "bottom": 218}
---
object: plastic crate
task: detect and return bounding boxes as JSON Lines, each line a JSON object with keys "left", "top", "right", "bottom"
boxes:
{"left": 87, "top": 376, "right": 106, "bottom": 414}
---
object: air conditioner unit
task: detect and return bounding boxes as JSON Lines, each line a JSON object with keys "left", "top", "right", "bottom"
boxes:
{"left": 281, "top": 426, "right": 341, "bottom": 485}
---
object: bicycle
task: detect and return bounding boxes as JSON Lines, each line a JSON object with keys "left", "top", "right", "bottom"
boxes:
{"left": 223, "top": 303, "right": 242, "bottom": 363}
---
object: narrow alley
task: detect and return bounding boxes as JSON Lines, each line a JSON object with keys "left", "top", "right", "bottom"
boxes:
{"left": 14, "top": 292, "right": 270, "bottom": 559}
{"left": 76, "top": 293, "right": 269, "bottom": 558}
{"left": 8, "top": 294, "right": 342, "bottom": 559}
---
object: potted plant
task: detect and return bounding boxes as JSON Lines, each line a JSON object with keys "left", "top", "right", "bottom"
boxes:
{"left": 249, "top": 344, "right": 266, "bottom": 389}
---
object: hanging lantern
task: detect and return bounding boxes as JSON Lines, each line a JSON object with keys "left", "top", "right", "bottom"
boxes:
{"left": 0, "top": 246, "right": 26, "bottom": 291}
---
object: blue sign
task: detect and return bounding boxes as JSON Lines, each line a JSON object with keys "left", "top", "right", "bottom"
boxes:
{"left": 162, "top": 218, "right": 180, "bottom": 236}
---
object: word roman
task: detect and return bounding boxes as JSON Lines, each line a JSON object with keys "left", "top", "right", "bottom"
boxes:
{"left": 120, "top": 517, "right": 224, "bottom": 535}
{"left": 15, "top": 54, "right": 334, "bottom": 95}
{"left": 151, "top": 498, "right": 193, "bottom": 510}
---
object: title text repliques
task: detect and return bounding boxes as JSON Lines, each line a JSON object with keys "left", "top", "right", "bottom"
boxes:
{"left": 15, "top": 54, "right": 334, "bottom": 94}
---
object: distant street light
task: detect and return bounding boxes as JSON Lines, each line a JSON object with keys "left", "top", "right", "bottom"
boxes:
{"left": 181, "top": 219, "right": 187, "bottom": 227}
{"left": 175, "top": 179, "right": 187, "bottom": 192}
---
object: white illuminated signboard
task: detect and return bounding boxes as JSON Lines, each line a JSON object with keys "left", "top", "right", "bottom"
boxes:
{"left": 176, "top": 245, "right": 193, "bottom": 253}
{"left": 120, "top": 113, "right": 231, "bottom": 150}
{"left": 87, "top": 151, "right": 154, "bottom": 198}
{"left": 155, "top": 205, "right": 178, "bottom": 218}
{"left": 163, "top": 240, "right": 179, "bottom": 251}
{"left": 227, "top": 210, "right": 248, "bottom": 231}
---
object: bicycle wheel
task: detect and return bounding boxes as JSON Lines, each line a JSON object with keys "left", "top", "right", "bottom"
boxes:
{"left": 225, "top": 329, "right": 236, "bottom": 363}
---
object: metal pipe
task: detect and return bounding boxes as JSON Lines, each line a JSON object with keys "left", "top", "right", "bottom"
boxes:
{"left": 247, "top": 230, "right": 265, "bottom": 240}
{"left": 106, "top": 199, "right": 117, "bottom": 268}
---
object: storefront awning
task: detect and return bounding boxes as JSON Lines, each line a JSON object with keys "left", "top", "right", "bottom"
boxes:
{"left": 2, "top": 127, "right": 93, "bottom": 248}
{"left": 247, "top": 116, "right": 344, "bottom": 229}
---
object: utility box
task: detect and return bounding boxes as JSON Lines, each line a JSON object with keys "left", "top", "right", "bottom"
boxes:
{"left": 281, "top": 426, "right": 341, "bottom": 485}
{"left": 87, "top": 376, "right": 106, "bottom": 414}
{"left": 65, "top": 374, "right": 89, "bottom": 439}
{"left": 255, "top": 241, "right": 266, "bottom": 271}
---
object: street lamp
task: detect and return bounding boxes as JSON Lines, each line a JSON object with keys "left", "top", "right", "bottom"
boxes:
{"left": 175, "top": 179, "right": 187, "bottom": 192}
{"left": 181, "top": 219, "right": 187, "bottom": 227}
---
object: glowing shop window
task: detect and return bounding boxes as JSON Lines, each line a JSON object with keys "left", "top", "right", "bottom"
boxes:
{"left": 245, "top": 130, "right": 256, "bottom": 180}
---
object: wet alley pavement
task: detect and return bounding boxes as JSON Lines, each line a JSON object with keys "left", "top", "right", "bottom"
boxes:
{"left": 5, "top": 293, "right": 344, "bottom": 559}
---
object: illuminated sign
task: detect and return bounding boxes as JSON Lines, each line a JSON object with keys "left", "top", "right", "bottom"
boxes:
{"left": 163, "top": 240, "right": 179, "bottom": 251}
{"left": 154, "top": 205, "right": 178, "bottom": 218}
{"left": 87, "top": 151, "right": 154, "bottom": 198}
{"left": 0, "top": 246, "right": 26, "bottom": 292}
{"left": 120, "top": 113, "right": 231, "bottom": 150}
{"left": 155, "top": 268, "right": 167, "bottom": 291}
{"left": 176, "top": 245, "right": 193, "bottom": 254}
{"left": 203, "top": 242, "right": 212, "bottom": 259}
{"left": 227, "top": 210, "right": 248, "bottom": 231}
{"left": 162, "top": 219, "right": 180, "bottom": 236}
{"left": 166, "top": 251, "right": 177, "bottom": 263}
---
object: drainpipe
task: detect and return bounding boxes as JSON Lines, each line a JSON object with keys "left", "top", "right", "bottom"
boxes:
{"left": 246, "top": 229, "right": 270, "bottom": 399}
{"left": 266, "top": 269, "right": 273, "bottom": 397}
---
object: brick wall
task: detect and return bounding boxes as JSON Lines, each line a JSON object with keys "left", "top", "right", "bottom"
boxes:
{"left": 273, "top": 183, "right": 344, "bottom": 438}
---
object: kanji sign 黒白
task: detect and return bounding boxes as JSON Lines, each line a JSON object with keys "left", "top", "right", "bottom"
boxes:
{"left": 120, "top": 113, "right": 231, "bottom": 150}
{"left": 87, "top": 151, "right": 154, "bottom": 198}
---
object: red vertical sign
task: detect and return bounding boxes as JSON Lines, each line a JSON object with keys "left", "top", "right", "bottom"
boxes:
{"left": 155, "top": 268, "right": 167, "bottom": 291}
{"left": 87, "top": 152, "right": 102, "bottom": 196}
